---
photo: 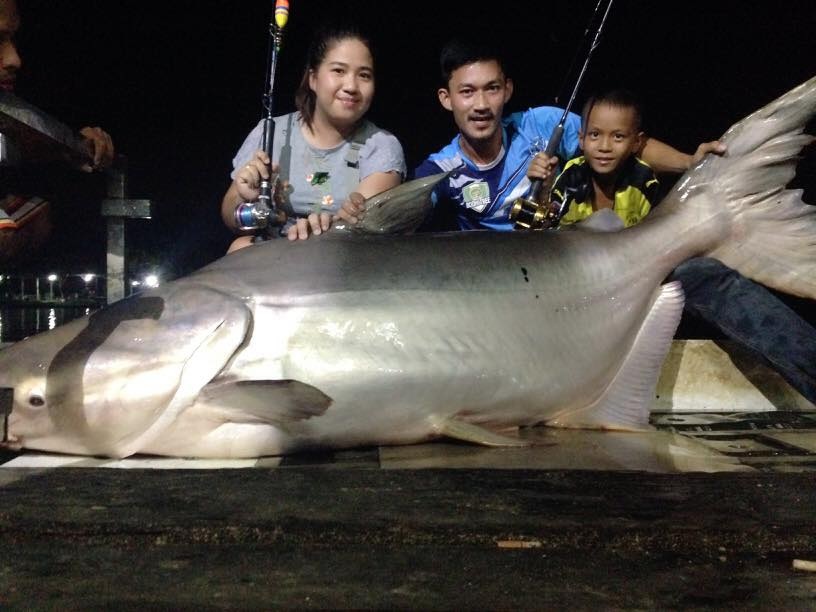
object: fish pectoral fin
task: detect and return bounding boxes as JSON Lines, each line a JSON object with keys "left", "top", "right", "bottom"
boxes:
{"left": 431, "top": 416, "right": 529, "bottom": 447}
{"left": 352, "top": 172, "right": 451, "bottom": 235}
{"left": 547, "top": 281, "right": 685, "bottom": 431}
{"left": 198, "top": 379, "right": 333, "bottom": 424}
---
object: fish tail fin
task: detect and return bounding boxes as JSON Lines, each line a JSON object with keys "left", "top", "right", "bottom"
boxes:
{"left": 672, "top": 76, "right": 816, "bottom": 299}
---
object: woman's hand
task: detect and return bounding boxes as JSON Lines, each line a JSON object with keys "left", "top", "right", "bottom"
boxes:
{"left": 333, "top": 192, "right": 367, "bottom": 225}
{"left": 286, "top": 212, "right": 332, "bottom": 241}
{"left": 235, "top": 150, "right": 276, "bottom": 203}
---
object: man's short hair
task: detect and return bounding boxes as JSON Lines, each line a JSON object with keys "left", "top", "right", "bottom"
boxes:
{"left": 439, "top": 38, "right": 507, "bottom": 87}
{"left": 581, "top": 89, "right": 644, "bottom": 131}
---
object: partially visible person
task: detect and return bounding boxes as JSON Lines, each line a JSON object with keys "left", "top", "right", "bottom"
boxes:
{"left": 549, "top": 88, "right": 816, "bottom": 404}
{"left": 221, "top": 24, "right": 405, "bottom": 248}
{"left": 0, "top": 0, "right": 115, "bottom": 264}
{"left": 344, "top": 38, "right": 720, "bottom": 232}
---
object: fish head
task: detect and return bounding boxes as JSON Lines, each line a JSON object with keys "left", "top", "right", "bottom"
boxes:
{"left": 0, "top": 289, "right": 252, "bottom": 457}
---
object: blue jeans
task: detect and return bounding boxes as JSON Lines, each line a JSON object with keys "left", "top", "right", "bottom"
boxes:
{"left": 669, "top": 258, "right": 816, "bottom": 403}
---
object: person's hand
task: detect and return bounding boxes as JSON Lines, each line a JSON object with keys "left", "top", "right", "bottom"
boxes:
{"left": 334, "top": 192, "right": 367, "bottom": 225}
{"left": 527, "top": 152, "right": 559, "bottom": 192}
{"left": 235, "top": 150, "right": 277, "bottom": 203}
{"left": 690, "top": 140, "right": 726, "bottom": 166}
{"left": 78, "top": 126, "right": 114, "bottom": 171}
{"left": 286, "top": 212, "right": 332, "bottom": 241}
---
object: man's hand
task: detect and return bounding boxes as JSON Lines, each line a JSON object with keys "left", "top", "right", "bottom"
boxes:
{"left": 286, "top": 212, "right": 332, "bottom": 241}
{"left": 691, "top": 140, "right": 727, "bottom": 166}
{"left": 334, "top": 192, "right": 367, "bottom": 225}
{"left": 78, "top": 126, "right": 114, "bottom": 171}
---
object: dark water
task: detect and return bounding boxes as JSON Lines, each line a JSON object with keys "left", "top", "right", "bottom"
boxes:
{"left": 0, "top": 305, "right": 95, "bottom": 343}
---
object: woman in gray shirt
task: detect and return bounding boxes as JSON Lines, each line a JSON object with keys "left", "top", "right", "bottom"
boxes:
{"left": 222, "top": 25, "right": 405, "bottom": 248}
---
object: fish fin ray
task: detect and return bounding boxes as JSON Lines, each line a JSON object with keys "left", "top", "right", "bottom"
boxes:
{"left": 197, "top": 379, "right": 332, "bottom": 424}
{"left": 547, "top": 282, "right": 685, "bottom": 431}
{"left": 431, "top": 416, "right": 529, "bottom": 447}
{"left": 351, "top": 172, "right": 451, "bottom": 235}
{"left": 680, "top": 76, "right": 816, "bottom": 299}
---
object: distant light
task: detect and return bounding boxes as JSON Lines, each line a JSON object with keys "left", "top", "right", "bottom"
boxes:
{"left": 47, "top": 274, "right": 57, "bottom": 282}
{"left": 131, "top": 280, "right": 141, "bottom": 287}
{"left": 82, "top": 273, "right": 95, "bottom": 283}
{"left": 144, "top": 274, "right": 159, "bottom": 288}
{"left": 0, "top": 274, "right": 4, "bottom": 282}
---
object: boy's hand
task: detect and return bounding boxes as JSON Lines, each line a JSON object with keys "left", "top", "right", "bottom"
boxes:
{"left": 691, "top": 140, "right": 727, "bottom": 166}
{"left": 334, "top": 192, "right": 367, "bottom": 225}
{"left": 527, "top": 152, "right": 559, "bottom": 196}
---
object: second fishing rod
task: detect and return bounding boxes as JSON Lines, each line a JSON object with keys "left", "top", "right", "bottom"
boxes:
{"left": 510, "top": 0, "right": 615, "bottom": 230}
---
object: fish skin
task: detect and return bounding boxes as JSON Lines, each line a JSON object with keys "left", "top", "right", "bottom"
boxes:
{"left": 1, "top": 77, "right": 815, "bottom": 458}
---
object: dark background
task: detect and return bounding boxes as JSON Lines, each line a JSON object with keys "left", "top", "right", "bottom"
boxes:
{"left": 8, "top": 0, "right": 816, "bottom": 277}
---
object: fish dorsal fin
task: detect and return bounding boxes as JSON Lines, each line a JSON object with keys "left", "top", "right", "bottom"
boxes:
{"left": 197, "top": 379, "right": 332, "bottom": 424}
{"left": 547, "top": 281, "right": 685, "bottom": 431}
{"left": 338, "top": 172, "right": 450, "bottom": 235}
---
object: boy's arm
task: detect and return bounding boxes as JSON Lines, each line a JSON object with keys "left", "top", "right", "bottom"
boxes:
{"left": 640, "top": 137, "right": 726, "bottom": 173}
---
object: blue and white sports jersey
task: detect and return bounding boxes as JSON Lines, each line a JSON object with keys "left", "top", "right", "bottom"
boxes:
{"left": 414, "top": 106, "right": 581, "bottom": 231}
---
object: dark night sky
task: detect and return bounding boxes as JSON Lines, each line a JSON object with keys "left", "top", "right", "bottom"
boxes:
{"left": 9, "top": 0, "right": 816, "bottom": 276}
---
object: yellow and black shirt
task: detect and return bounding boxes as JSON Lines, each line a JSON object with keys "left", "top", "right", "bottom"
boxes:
{"left": 551, "top": 155, "right": 660, "bottom": 228}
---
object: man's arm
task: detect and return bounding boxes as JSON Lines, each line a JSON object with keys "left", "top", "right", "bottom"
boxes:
{"left": 640, "top": 137, "right": 726, "bottom": 173}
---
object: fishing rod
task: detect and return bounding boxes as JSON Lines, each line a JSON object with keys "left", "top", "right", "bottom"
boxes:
{"left": 510, "top": 0, "right": 615, "bottom": 230}
{"left": 235, "top": 0, "right": 291, "bottom": 231}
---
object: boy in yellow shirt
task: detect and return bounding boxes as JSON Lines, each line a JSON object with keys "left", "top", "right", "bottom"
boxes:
{"left": 551, "top": 89, "right": 659, "bottom": 227}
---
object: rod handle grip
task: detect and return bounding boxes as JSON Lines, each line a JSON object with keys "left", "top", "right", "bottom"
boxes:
{"left": 528, "top": 123, "right": 565, "bottom": 203}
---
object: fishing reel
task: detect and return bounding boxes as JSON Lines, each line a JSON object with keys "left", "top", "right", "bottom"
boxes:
{"left": 235, "top": 199, "right": 272, "bottom": 231}
{"left": 234, "top": 198, "right": 287, "bottom": 231}
{"left": 509, "top": 196, "right": 568, "bottom": 230}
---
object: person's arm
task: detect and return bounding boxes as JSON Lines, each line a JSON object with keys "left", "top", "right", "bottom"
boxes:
{"left": 640, "top": 137, "right": 726, "bottom": 173}
{"left": 78, "top": 126, "right": 115, "bottom": 171}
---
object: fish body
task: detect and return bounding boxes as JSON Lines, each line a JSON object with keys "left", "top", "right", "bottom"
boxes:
{"left": 1, "top": 77, "right": 815, "bottom": 458}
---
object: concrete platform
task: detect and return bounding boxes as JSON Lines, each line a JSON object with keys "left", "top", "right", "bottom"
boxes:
{"left": 1, "top": 467, "right": 816, "bottom": 609}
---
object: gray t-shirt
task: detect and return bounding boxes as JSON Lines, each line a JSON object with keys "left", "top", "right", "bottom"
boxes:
{"left": 231, "top": 112, "right": 405, "bottom": 219}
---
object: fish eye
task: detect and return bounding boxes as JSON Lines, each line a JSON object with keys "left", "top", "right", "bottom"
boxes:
{"left": 29, "top": 395, "right": 45, "bottom": 407}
